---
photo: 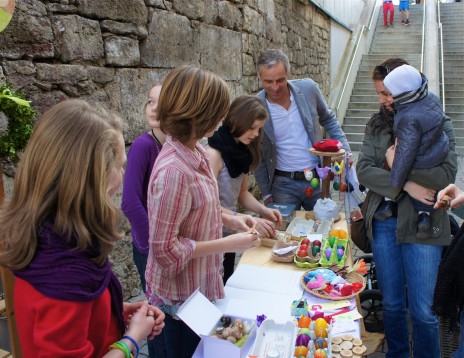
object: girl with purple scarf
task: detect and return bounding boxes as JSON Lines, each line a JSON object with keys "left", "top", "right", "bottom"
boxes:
{"left": 0, "top": 99, "right": 165, "bottom": 357}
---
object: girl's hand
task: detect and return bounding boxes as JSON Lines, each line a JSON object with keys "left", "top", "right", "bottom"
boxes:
{"left": 223, "top": 232, "right": 261, "bottom": 252}
{"left": 224, "top": 214, "right": 257, "bottom": 232}
{"left": 255, "top": 217, "right": 277, "bottom": 238}
{"left": 434, "top": 184, "right": 464, "bottom": 209}
{"left": 124, "top": 302, "right": 156, "bottom": 343}
{"left": 146, "top": 306, "right": 165, "bottom": 340}
{"left": 261, "top": 207, "right": 283, "bottom": 228}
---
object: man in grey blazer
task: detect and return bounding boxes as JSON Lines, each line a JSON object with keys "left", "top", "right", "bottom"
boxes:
{"left": 254, "top": 49, "right": 351, "bottom": 210}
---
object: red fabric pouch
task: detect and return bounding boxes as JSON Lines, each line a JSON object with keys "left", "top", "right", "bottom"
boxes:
{"left": 312, "top": 139, "right": 342, "bottom": 152}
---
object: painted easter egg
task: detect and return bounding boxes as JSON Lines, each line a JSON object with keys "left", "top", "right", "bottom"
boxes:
{"left": 294, "top": 346, "right": 309, "bottom": 357}
{"left": 314, "top": 348, "right": 327, "bottom": 358}
{"left": 333, "top": 181, "right": 339, "bottom": 191}
{"left": 314, "top": 337, "right": 328, "bottom": 348}
{"left": 312, "top": 245, "right": 321, "bottom": 257}
{"left": 310, "top": 177, "right": 319, "bottom": 188}
{"left": 313, "top": 239, "right": 322, "bottom": 247}
{"left": 295, "top": 333, "right": 311, "bottom": 347}
{"left": 298, "top": 328, "right": 311, "bottom": 337}
{"left": 336, "top": 248, "right": 344, "bottom": 261}
{"left": 328, "top": 236, "right": 336, "bottom": 247}
{"left": 315, "top": 317, "right": 329, "bottom": 330}
{"left": 298, "top": 316, "right": 311, "bottom": 328}
{"left": 325, "top": 248, "right": 332, "bottom": 260}
{"left": 304, "top": 186, "right": 313, "bottom": 197}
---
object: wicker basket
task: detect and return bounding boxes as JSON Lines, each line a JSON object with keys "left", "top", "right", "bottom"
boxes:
{"left": 300, "top": 268, "right": 366, "bottom": 301}
{"left": 271, "top": 241, "right": 298, "bottom": 263}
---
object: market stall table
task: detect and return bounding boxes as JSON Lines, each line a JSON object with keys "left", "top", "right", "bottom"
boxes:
{"left": 236, "top": 211, "right": 384, "bottom": 355}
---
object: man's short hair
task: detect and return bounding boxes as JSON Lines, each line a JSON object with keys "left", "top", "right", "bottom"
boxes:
{"left": 257, "top": 49, "right": 290, "bottom": 74}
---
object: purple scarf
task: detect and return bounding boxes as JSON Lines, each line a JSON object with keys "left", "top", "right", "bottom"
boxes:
{"left": 13, "top": 221, "right": 125, "bottom": 335}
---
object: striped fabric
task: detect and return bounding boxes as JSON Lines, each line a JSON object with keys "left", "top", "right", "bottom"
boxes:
{"left": 145, "top": 136, "right": 225, "bottom": 306}
{"left": 393, "top": 77, "right": 428, "bottom": 105}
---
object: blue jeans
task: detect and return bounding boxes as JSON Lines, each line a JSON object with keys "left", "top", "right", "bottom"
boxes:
{"left": 132, "top": 245, "right": 148, "bottom": 293}
{"left": 452, "top": 312, "right": 464, "bottom": 358}
{"left": 148, "top": 313, "right": 200, "bottom": 358}
{"left": 272, "top": 175, "right": 322, "bottom": 210}
{"left": 372, "top": 217, "right": 442, "bottom": 358}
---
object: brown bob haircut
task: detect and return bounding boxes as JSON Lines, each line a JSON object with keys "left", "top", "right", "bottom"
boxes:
{"left": 157, "top": 65, "right": 230, "bottom": 143}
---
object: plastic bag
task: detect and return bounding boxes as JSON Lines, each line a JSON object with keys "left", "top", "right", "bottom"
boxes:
{"left": 314, "top": 198, "right": 339, "bottom": 221}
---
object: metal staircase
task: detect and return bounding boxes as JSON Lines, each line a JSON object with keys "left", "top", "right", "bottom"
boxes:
{"left": 342, "top": 4, "right": 424, "bottom": 151}
{"left": 440, "top": 2, "right": 464, "bottom": 154}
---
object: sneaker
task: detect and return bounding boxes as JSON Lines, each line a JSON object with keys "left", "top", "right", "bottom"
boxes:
{"left": 402, "top": 19, "right": 405, "bottom": 24}
{"left": 405, "top": 19, "right": 410, "bottom": 26}
{"left": 416, "top": 213, "right": 431, "bottom": 240}
{"left": 390, "top": 22, "right": 394, "bottom": 27}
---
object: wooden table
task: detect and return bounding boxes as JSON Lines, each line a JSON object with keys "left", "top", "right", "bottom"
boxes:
{"left": 238, "top": 211, "right": 385, "bottom": 355}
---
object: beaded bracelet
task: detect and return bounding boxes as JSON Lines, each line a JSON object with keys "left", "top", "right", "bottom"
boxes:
{"left": 109, "top": 340, "right": 133, "bottom": 358}
{"left": 122, "top": 335, "right": 140, "bottom": 358}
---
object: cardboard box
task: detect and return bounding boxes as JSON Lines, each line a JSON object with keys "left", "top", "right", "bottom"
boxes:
{"left": 249, "top": 319, "right": 297, "bottom": 358}
{"left": 177, "top": 289, "right": 257, "bottom": 358}
{"left": 266, "top": 203, "right": 296, "bottom": 230}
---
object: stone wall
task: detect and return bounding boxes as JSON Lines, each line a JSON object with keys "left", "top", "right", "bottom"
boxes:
{"left": 0, "top": 0, "right": 331, "bottom": 299}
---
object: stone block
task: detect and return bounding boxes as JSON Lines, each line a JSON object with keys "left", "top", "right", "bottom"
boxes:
{"left": 199, "top": 24, "right": 241, "bottom": 81}
{"left": 242, "top": 53, "right": 255, "bottom": 76}
{"left": 243, "top": 5, "right": 265, "bottom": 36}
{"left": 46, "top": 4, "right": 77, "bottom": 14}
{"left": 105, "top": 36, "right": 140, "bottom": 67}
{"left": 140, "top": 11, "right": 199, "bottom": 68}
{"left": 100, "top": 20, "right": 148, "bottom": 39}
{"left": 172, "top": 0, "right": 204, "bottom": 20}
{"left": 36, "top": 63, "right": 88, "bottom": 84}
{"left": 217, "top": 1, "right": 242, "bottom": 30}
{"left": 0, "top": 1, "right": 54, "bottom": 60}
{"left": 87, "top": 66, "right": 116, "bottom": 84}
{"left": 76, "top": 0, "right": 148, "bottom": 26}
{"left": 51, "top": 15, "right": 104, "bottom": 63}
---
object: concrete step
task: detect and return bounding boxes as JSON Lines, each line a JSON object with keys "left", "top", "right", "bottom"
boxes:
{"left": 344, "top": 116, "right": 372, "bottom": 125}
{"left": 347, "top": 102, "right": 381, "bottom": 111}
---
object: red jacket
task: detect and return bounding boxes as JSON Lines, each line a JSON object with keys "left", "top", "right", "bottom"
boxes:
{"left": 15, "top": 277, "right": 120, "bottom": 357}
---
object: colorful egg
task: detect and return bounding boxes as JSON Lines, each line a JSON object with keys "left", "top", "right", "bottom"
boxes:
{"left": 336, "top": 248, "right": 344, "bottom": 261}
{"left": 314, "top": 326, "right": 328, "bottom": 338}
{"left": 333, "top": 181, "right": 339, "bottom": 191}
{"left": 315, "top": 317, "right": 329, "bottom": 329}
{"left": 314, "top": 337, "right": 328, "bottom": 348}
{"left": 298, "top": 328, "right": 311, "bottom": 337}
{"left": 328, "top": 236, "right": 336, "bottom": 247}
{"left": 294, "top": 345, "right": 309, "bottom": 357}
{"left": 298, "top": 316, "right": 311, "bottom": 328}
{"left": 337, "top": 244, "right": 345, "bottom": 250}
{"left": 310, "top": 177, "right": 319, "bottom": 188}
{"left": 314, "top": 348, "right": 327, "bottom": 358}
{"left": 295, "top": 333, "right": 311, "bottom": 347}
{"left": 325, "top": 248, "right": 332, "bottom": 260}
{"left": 313, "top": 239, "right": 322, "bottom": 247}
{"left": 312, "top": 245, "right": 321, "bottom": 257}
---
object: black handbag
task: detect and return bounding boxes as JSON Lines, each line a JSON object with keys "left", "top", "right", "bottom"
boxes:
{"left": 350, "top": 191, "right": 372, "bottom": 253}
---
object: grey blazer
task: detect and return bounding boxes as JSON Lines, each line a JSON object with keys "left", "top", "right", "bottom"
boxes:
{"left": 254, "top": 79, "right": 351, "bottom": 197}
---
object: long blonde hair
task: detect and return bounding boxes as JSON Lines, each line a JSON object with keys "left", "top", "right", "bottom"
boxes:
{"left": 0, "top": 99, "right": 125, "bottom": 269}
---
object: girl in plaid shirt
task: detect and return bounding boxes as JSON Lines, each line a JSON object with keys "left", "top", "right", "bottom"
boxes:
{"left": 145, "top": 65, "right": 261, "bottom": 358}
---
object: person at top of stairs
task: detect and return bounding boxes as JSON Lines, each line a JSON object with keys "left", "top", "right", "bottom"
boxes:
{"left": 383, "top": 0, "right": 395, "bottom": 28}
{"left": 399, "top": 0, "right": 410, "bottom": 25}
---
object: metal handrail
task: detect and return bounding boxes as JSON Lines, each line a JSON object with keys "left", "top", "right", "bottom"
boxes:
{"left": 420, "top": 1, "right": 426, "bottom": 72}
{"left": 334, "top": 3, "right": 378, "bottom": 116}
{"left": 437, "top": 0, "right": 446, "bottom": 111}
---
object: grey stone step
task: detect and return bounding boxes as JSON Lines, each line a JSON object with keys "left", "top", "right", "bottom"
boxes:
{"left": 450, "top": 120, "right": 464, "bottom": 129}
{"left": 347, "top": 101, "right": 380, "bottom": 109}
{"left": 349, "top": 94, "right": 379, "bottom": 102}
{"left": 344, "top": 116, "right": 372, "bottom": 125}
{"left": 346, "top": 108, "right": 380, "bottom": 117}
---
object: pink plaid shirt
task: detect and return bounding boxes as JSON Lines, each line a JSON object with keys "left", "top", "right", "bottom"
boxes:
{"left": 145, "top": 136, "right": 224, "bottom": 305}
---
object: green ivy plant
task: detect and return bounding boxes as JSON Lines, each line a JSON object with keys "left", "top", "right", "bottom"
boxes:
{"left": 0, "top": 83, "right": 37, "bottom": 163}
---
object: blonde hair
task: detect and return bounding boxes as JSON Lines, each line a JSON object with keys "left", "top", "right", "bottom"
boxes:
{"left": 0, "top": 99, "right": 125, "bottom": 269}
{"left": 158, "top": 65, "right": 230, "bottom": 142}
